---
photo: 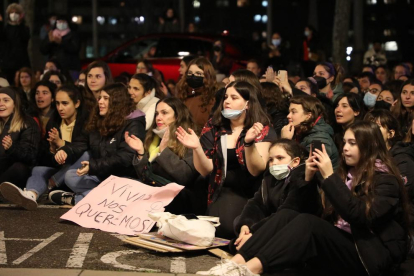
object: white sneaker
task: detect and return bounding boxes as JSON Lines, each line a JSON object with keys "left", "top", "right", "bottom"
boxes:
{"left": 196, "top": 259, "right": 239, "bottom": 275}
{"left": 223, "top": 264, "right": 260, "bottom": 276}
{"left": 0, "top": 182, "right": 37, "bottom": 211}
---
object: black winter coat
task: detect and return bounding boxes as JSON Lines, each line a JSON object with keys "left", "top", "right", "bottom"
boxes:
{"left": 321, "top": 172, "right": 408, "bottom": 276}
{"left": 0, "top": 21, "right": 30, "bottom": 71}
{"left": 61, "top": 112, "right": 145, "bottom": 180}
{"left": 37, "top": 110, "right": 89, "bottom": 167}
{"left": 40, "top": 31, "right": 81, "bottom": 71}
{"left": 389, "top": 141, "right": 414, "bottom": 225}
{"left": 0, "top": 114, "right": 40, "bottom": 170}
{"left": 234, "top": 164, "right": 321, "bottom": 234}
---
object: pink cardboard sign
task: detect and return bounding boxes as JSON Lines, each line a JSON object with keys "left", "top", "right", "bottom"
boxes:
{"left": 60, "top": 175, "right": 184, "bottom": 235}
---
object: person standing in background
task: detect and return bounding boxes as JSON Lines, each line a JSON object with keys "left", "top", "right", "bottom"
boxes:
{"left": 0, "top": 3, "right": 30, "bottom": 84}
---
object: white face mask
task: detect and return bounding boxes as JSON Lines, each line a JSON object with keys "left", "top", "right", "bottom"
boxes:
{"left": 56, "top": 22, "right": 68, "bottom": 31}
{"left": 221, "top": 101, "right": 248, "bottom": 120}
{"left": 152, "top": 127, "right": 167, "bottom": 139}
{"left": 9, "top": 13, "right": 19, "bottom": 22}
{"left": 269, "top": 159, "right": 295, "bottom": 180}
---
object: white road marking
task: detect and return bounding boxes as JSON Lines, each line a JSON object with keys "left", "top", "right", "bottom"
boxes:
{"left": 111, "top": 234, "right": 129, "bottom": 241}
{"left": 0, "top": 204, "right": 68, "bottom": 209}
{"left": 170, "top": 257, "right": 186, "bottom": 273}
{"left": 100, "top": 250, "right": 160, "bottom": 272}
{"left": 0, "top": 231, "right": 7, "bottom": 265}
{"left": 12, "top": 232, "right": 63, "bottom": 265}
{"left": 5, "top": 238, "right": 43, "bottom": 241}
{"left": 66, "top": 233, "right": 93, "bottom": 268}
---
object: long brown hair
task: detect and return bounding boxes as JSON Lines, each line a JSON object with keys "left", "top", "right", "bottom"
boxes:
{"left": 176, "top": 57, "right": 217, "bottom": 109}
{"left": 289, "top": 95, "right": 325, "bottom": 135}
{"left": 85, "top": 83, "right": 134, "bottom": 136}
{"left": 391, "top": 79, "right": 414, "bottom": 130}
{"left": 144, "top": 97, "right": 196, "bottom": 159}
{"left": 323, "top": 122, "right": 411, "bottom": 236}
{"left": 211, "top": 81, "right": 270, "bottom": 129}
{"left": 0, "top": 87, "right": 26, "bottom": 133}
{"left": 85, "top": 60, "right": 113, "bottom": 96}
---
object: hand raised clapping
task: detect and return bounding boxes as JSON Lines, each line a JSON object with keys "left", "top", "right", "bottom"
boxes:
{"left": 176, "top": 126, "right": 201, "bottom": 150}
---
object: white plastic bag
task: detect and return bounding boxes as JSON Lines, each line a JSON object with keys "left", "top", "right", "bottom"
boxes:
{"left": 148, "top": 212, "right": 220, "bottom": 247}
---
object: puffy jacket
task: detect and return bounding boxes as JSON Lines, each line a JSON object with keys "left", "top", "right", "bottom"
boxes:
{"left": 0, "top": 114, "right": 40, "bottom": 169}
{"left": 321, "top": 172, "right": 408, "bottom": 276}
{"left": 300, "top": 118, "right": 339, "bottom": 169}
{"left": 61, "top": 110, "right": 145, "bottom": 179}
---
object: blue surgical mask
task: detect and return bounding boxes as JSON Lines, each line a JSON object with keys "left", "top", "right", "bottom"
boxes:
{"left": 221, "top": 102, "right": 248, "bottom": 120}
{"left": 363, "top": 92, "right": 378, "bottom": 108}
{"left": 272, "top": 39, "right": 281, "bottom": 47}
{"left": 304, "top": 30, "right": 310, "bottom": 37}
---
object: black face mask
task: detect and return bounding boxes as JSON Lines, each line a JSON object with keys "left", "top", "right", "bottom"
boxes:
{"left": 213, "top": 45, "right": 222, "bottom": 52}
{"left": 374, "top": 100, "right": 392, "bottom": 110}
{"left": 186, "top": 74, "right": 204, "bottom": 89}
{"left": 313, "top": 76, "right": 327, "bottom": 90}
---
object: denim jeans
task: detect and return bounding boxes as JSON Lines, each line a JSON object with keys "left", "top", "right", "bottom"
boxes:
{"left": 26, "top": 151, "right": 90, "bottom": 199}
{"left": 65, "top": 170, "right": 101, "bottom": 204}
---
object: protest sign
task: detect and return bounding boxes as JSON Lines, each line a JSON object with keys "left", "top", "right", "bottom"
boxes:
{"left": 60, "top": 175, "right": 184, "bottom": 235}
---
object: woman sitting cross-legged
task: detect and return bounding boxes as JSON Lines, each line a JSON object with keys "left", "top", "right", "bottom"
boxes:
{"left": 177, "top": 81, "right": 276, "bottom": 239}
{"left": 197, "top": 121, "right": 411, "bottom": 276}
{"left": 48, "top": 83, "right": 145, "bottom": 205}
{"left": 125, "top": 97, "right": 202, "bottom": 214}
{"left": 0, "top": 85, "right": 88, "bottom": 210}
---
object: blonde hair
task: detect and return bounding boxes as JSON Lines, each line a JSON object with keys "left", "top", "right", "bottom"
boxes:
{"left": 0, "top": 90, "right": 27, "bottom": 133}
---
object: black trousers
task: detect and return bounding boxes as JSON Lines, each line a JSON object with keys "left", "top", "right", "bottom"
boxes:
{"left": 238, "top": 209, "right": 367, "bottom": 276}
{"left": 207, "top": 187, "right": 248, "bottom": 239}
{"left": 0, "top": 162, "right": 32, "bottom": 189}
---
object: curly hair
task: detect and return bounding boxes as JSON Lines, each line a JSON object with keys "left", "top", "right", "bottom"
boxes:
{"left": 289, "top": 95, "right": 325, "bottom": 136}
{"left": 176, "top": 57, "right": 217, "bottom": 110}
{"left": 85, "top": 83, "right": 134, "bottom": 137}
{"left": 144, "top": 97, "right": 196, "bottom": 159}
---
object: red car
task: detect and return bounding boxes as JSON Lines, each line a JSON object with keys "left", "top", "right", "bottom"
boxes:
{"left": 97, "top": 33, "right": 258, "bottom": 81}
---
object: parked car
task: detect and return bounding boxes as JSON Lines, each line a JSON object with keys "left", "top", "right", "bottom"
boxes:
{"left": 96, "top": 33, "right": 258, "bottom": 81}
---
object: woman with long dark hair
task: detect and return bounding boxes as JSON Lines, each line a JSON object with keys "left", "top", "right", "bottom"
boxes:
{"left": 391, "top": 79, "right": 414, "bottom": 134}
{"left": 48, "top": 83, "right": 145, "bottom": 205}
{"left": 176, "top": 57, "right": 217, "bottom": 129}
{"left": 0, "top": 85, "right": 88, "bottom": 210}
{"left": 198, "top": 121, "right": 411, "bottom": 276}
{"left": 281, "top": 95, "right": 339, "bottom": 169}
{"left": 126, "top": 97, "right": 200, "bottom": 214}
{"left": 177, "top": 81, "right": 276, "bottom": 238}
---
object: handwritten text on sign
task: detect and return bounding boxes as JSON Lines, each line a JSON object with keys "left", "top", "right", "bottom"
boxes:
{"left": 61, "top": 175, "right": 184, "bottom": 235}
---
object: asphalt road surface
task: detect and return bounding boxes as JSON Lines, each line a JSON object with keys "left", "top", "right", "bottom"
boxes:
{"left": 1, "top": 202, "right": 414, "bottom": 276}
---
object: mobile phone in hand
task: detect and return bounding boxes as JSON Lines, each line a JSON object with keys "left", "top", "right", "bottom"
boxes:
{"left": 278, "top": 70, "right": 287, "bottom": 82}
{"left": 311, "top": 140, "right": 323, "bottom": 154}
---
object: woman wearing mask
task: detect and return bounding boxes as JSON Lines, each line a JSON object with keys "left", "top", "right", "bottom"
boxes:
{"left": 85, "top": 60, "right": 113, "bottom": 100}
{"left": 128, "top": 73, "right": 164, "bottom": 130}
{"left": 0, "top": 3, "right": 30, "bottom": 84}
{"left": 0, "top": 85, "right": 88, "bottom": 210}
{"left": 313, "top": 62, "right": 338, "bottom": 100}
{"left": 49, "top": 83, "right": 145, "bottom": 206}
{"left": 391, "top": 79, "right": 414, "bottom": 134}
{"left": 229, "top": 139, "right": 321, "bottom": 255}
{"left": 197, "top": 121, "right": 411, "bottom": 276}
{"left": 177, "top": 81, "right": 276, "bottom": 238}
{"left": 40, "top": 15, "right": 81, "bottom": 79}
{"left": 0, "top": 87, "right": 40, "bottom": 191}
{"left": 176, "top": 57, "right": 217, "bottom": 130}
{"left": 126, "top": 97, "right": 201, "bottom": 214}
{"left": 281, "top": 95, "right": 339, "bottom": 169}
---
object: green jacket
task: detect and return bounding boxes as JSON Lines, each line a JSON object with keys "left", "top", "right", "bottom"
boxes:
{"left": 300, "top": 118, "right": 339, "bottom": 170}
